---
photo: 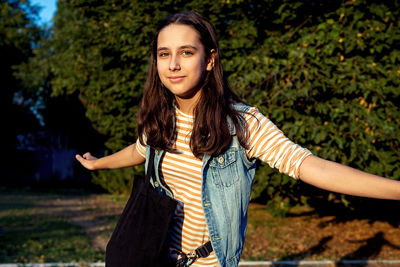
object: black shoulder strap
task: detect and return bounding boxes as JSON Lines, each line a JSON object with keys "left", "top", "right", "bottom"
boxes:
{"left": 195, "top": 241, "right": 213, "bottom": 258}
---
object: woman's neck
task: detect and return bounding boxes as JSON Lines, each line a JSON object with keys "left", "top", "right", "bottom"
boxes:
{"left": 174, "top": 89, "right": 202, "bottom": 115}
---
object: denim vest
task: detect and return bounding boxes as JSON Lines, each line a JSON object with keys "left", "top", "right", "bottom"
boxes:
{"left": 144, "top": 104, "right": 257, "bottom": 267}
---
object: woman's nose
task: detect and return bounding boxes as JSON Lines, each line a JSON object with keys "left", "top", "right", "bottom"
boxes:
{"left": 169, "top": 54, "right": 181, "bottom": 71}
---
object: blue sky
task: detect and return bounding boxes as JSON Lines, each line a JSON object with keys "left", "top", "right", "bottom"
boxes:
{"left": 31, "top": 0, "right": 57, "bottom": 25}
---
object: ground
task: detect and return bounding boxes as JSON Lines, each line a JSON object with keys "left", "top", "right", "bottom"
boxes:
{"left": 242, "top": 203, "right": 400, "bottom": 261}
{"left": 1, "top": 191, "right": 400, "bottom": 264}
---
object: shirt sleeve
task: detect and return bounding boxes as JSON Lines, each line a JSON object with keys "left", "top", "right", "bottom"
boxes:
{"left": 135, "top": 137, "right": 147, "bottom": 158}
{"left": 245, "top": 107, "right": 312, "bottom": 179}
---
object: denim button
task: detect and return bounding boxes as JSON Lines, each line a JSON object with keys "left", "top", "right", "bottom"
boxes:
{"left": 218, "top": 156, "right": 224, "bottom": 164}
{"left": 154, "top": 181, "right": 159, "bottom": 187}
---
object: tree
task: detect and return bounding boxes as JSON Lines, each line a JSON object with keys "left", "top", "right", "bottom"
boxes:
{"left": 227, "top": 0, "right": 400, "bottom": 212}
{"left": 18, "top": 0, "right": 400, "bottom": 210}
{"left": 1, "top": 0, "right": 44, "bottom": 180}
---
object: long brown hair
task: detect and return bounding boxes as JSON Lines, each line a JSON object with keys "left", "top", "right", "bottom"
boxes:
{"left": 138, "top": 11, "right": 248, "bottom": 157}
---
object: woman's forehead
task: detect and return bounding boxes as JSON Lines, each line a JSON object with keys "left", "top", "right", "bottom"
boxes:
{"left": 157, "top": 24, "right": 202, "bottom": 49}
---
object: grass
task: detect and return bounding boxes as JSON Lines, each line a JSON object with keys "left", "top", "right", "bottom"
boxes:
{"left": 0, "top": 192, "right": 104, "bottom": 264}
{"left": 1, "top": 188, "right": 400, "bottom": 264}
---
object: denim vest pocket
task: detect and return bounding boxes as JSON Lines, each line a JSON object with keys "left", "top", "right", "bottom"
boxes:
{"left": 209, "top": 151, "right": 240, "bottom": 187}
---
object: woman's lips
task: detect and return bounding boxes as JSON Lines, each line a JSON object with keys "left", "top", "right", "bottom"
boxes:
{"left": 169, "top": 76, "right": 185, "bottom": 83}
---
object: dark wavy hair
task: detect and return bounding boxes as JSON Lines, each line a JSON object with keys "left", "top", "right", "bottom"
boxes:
{"left": 138, "top": 11, "right": 248, "bottom": 157}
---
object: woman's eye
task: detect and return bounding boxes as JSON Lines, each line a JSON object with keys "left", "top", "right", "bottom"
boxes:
{"left": 159, "top": 52, "right": 169, "bottom": 57}
{"left": 182, "top": 50, "right": 193, "bottom": 56}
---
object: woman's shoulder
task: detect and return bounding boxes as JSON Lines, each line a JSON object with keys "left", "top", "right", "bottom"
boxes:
{"left": 231, "top": 102, "right": 261, "bottom": 118}
{"left": 231, "top": 102, "right": 256, "bottom": 112}
{"left": 231, "top": 101, "right": 251, "bottom": 111}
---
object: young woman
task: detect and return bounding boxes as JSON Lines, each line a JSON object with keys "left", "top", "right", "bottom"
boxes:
{"left": 75, "top": 11, "right": 400, "bottom": 267}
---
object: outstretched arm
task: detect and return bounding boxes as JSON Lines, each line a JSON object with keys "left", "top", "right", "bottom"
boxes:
{"left": 299, "top": 155, "right": 400, "bottom": 200}
{"left": 75, "top": 143, "right": 145, "bottom": 170}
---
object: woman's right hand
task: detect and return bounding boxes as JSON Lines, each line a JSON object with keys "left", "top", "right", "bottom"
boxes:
{"left": 75, "top": 152, "right": 99, "bottom": 170}
{"left": 74, "top": 144, "right": 145, "bottom": 171}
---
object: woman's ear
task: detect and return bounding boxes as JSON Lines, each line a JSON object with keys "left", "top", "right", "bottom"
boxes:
{"left": 206, "top": 49, "right": 216, "bottom": 71}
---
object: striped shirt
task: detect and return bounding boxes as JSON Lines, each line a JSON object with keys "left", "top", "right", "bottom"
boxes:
{"left": 136, "top": 107, "right": 311, "bottom": 266}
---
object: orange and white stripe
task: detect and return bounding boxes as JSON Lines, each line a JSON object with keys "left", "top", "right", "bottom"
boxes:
{"left": 136, "top": 106, "right": 311, "bottom": 266}
{"left": 245, "top": 107, "right": 311, "bottom": 178}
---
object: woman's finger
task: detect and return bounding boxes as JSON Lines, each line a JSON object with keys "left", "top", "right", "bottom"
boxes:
{"left": 83, "top": 152, "right": 92, "bottom": 159}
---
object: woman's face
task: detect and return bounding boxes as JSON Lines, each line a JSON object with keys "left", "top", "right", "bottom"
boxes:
{"left": 156, "top": 24, "right": 214, "bottom": 102}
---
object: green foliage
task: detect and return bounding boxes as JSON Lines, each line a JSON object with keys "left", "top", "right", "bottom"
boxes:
{"left": 1, "top": 0, "right": 43, "bottom": 141}
{"left": 0, "top": 0, "right": 41, "bottom": 55}
{"left": 264, "top": 195, "right": 292, "bottom": 218}
{"left": 92, "top": 164, "right": 145, "bottom": 195}
{"left": 17, "top": 0, "right": 400, "bottom": 207}
{"left": 228, "top": 0, "right": 400, "bottom": 207}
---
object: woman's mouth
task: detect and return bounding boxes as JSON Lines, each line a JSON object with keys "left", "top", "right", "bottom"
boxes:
{"left": 169, "top": 76, "right": 185, "bottom": 83}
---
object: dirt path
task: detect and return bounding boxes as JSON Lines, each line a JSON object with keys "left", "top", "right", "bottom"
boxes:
{"left": 28, "top": 193, "right": 400, "bottom": 261}
{"left": 35, "top": 194, "right": 125, "bottom": 251}
{"left": 243, "top": 203, "right": 400, "bottom": 261}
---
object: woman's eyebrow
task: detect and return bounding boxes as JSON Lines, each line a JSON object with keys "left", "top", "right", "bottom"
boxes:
{"left": 157, "top": 45, "right": 198, "bottom": 51}
{"left": 180, "top": 45, "right": 198, "bottom": 50}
